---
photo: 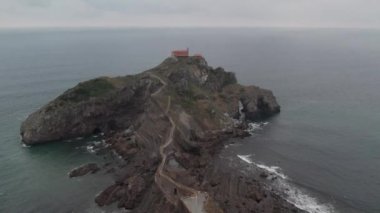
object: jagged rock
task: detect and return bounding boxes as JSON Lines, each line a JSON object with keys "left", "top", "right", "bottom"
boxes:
{"left": 68, "top": 163, "right": 100, "bottom": 178}
{"left": 95, "top": 175, "right": 146, "bottom": 209}
{"left": 260, "top": 172, "right": 269, "bottom": 179}
{"left": 122, "top": 125, "right": 135, "bottom": 137}
{"left": 241, "top": 86, "right": 281, "bottom": 120}
{"left": 95, "top": 184, "right": 122, "bottom": 206}
{"left": 118, "top": 176, "right": 146, "bottom": 209}
{"left": 232, "top": 128, "right": 251, "bottom": 138}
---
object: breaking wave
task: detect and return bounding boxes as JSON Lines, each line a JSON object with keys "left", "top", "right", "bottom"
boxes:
{"left": 237, "top": 154, "right": 335, "bottom": 213}
{"left": 273, "top": 179, "right": 335, "bottom": 213}
{"left": 254, "top": 162, "right": 288, "bottom": 180}
{"left": 86, "top": 145, "right": 97, "bottom": 154}
{"left": 237, "top": 154, "right": 254, "bottom": 164}
{"left": 85, "top": 140, "right": 107, "bottom": 154}
{"left": 246, "top": 122, "right": 269, "bottom": 134}
{"left": 238, "top": 154, "right": 287, "bottom": 179}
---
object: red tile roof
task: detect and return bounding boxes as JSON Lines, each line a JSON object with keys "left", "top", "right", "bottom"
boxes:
{"left": 172, "top": 49, "right": 189, "bottom": 57}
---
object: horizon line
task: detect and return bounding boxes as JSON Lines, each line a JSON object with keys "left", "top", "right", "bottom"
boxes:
{"left": 1, "top": 25, "right": 380, "bottom": 31}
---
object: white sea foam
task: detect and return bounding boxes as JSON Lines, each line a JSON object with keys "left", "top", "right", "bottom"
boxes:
{"left": 85, "top": 140, "right": 106, "bottom": 154}
{"left": 237, "top": 155, "right": 334, "bottom": 213}
{"left": 21, "top": 143, "right": 31, "bottom": 148}
{"left": 93, "top": 141, "right": 102, "bottom": 146}
{"left": 246, "top": 121, "right": 269, "bottom": 134}
{"left": 86, "top": 145, "right": 96, "bottom": 153}
{"left": 253, "top": 162, "right": 288, "bottom": 180}
{"left": 237, "top": 154, "right": 254, "bottom": 164}
{"left": 237, "top": 154, "right": 287, "bottom": 179}
{"left": 16, "top": 114, "right": 28, "bottom": 121}
{"left": 273, "top": 178, "right": 335, "bottom": 213}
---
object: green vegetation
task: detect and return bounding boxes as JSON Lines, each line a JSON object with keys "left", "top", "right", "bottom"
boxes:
{"left": 107, "top": 75, "right": 139, "bottom": 89}
{"left": 43, "top": 76, "right": 137, "bottom": 113}
{"left": 180, "top": 96, "right": 196, "bottom": 109}
{"left": 172, "top": 88, "right": 196, "bottom": 110}
{"left": 222, "top": 73, "right": 237, "bottom": 87}
{"left": 174, "top": 83, "right": 208, "bottom": 110}
{"left": 59, "top": 77, "right": 116, "bottom": 102}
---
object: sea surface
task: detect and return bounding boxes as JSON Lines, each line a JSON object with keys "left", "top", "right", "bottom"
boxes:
{"left": 0, "top": 28, "right": 379, "bottom": 213}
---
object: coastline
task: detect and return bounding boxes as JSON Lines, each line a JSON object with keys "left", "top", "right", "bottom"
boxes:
{"left": 64, "top": 123, "right": 334, "bottom": 213}
{"left": 223, "top": 121, "right": 336, "bottom": 213}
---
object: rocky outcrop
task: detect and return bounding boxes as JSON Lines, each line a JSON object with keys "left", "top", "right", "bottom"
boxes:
{"left": 21, "top": 56, "right": 292, "bottom": 212}
{"left": 21, "top": 76, "right": 162, "bottom": 144}
{"left": 68, "top": 163, "right": 100, "bottom": 178}
{"left": 241, "top": 86, "right": 281, "bottom": 120}
{"left": 95, "top": 175, "right": 147, "bottom": 209}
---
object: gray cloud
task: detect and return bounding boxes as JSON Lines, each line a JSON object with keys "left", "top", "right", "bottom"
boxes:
{"left": 0, "top": 0, "right": 380, "bottom": 28}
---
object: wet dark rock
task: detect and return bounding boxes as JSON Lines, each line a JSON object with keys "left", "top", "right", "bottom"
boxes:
{"left": 201, "top": 159, "right": 305, "bottom": 213}
{"left": 95, "top": 184, "right": 121, "bottom": 206}
{"left": 260, "top": 171, "right": 269, "bottom": 179}
{"left": 68, "top": 163, "right": 100, "bottom": 178}
{"left": 232, "top": 128, "right": 251, "bottom": 138}
{"left": 105, "top": 168, "right": 116, "bottom": 174}
{"left": 95, "top": 175, "right": 147, "bottom": 209}
{"left": 103, "top": 162, "right": 112, "bottom": 168}
{"left": 118, "top": 176, "right": 146, "bottom": 209}
{"left": 240, "top": 86, "right": 281, "bottom": 121}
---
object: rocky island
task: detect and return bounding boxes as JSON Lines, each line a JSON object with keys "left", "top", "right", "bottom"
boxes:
{"left": 21, "top": 56, "right": 304, "bottom": 212}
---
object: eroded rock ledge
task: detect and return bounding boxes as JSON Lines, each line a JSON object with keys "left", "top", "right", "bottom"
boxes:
{"left": 20, "top": 57, "right": 300, "bottom": 213}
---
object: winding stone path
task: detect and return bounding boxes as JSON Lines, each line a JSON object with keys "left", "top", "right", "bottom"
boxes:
{"left": 150, "top": 73, "right": 207, "bottom": 213}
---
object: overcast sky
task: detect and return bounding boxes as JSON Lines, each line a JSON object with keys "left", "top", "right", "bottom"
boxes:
{"left": 1, "top": 0, "right": 380, "bottom": 28}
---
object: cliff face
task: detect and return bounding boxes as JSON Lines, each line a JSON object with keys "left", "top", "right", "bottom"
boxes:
{"left": 19, "top": 57, "right": 295, "bottom": 213}
{"left": 21, "top": 57, "right": 279, "bottom": 145}
{"left": 20, "top": 76, "right": 160, "bottom": 144}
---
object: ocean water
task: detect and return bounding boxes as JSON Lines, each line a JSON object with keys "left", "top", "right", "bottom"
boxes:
{"left": 0, "top": 28, "right": 380, "bottom": 212}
